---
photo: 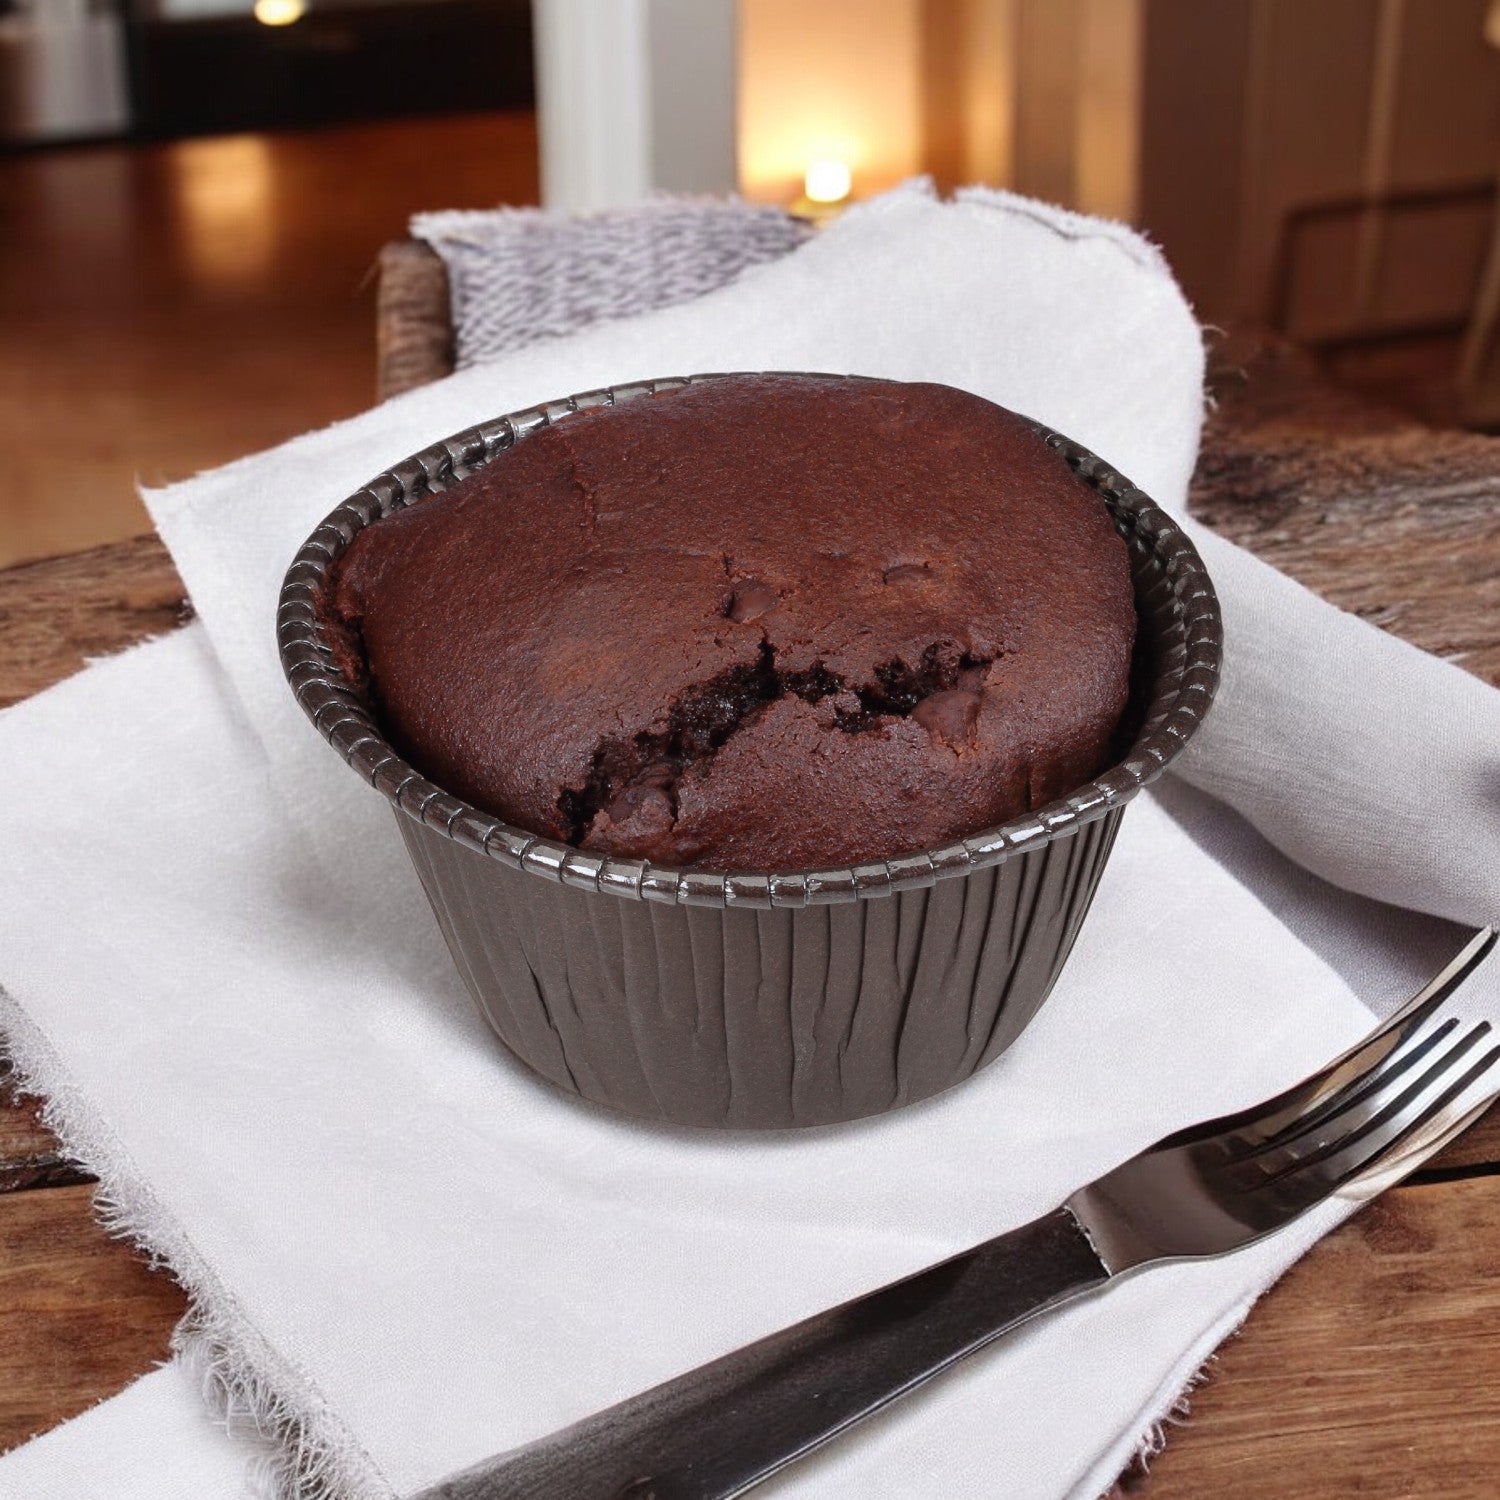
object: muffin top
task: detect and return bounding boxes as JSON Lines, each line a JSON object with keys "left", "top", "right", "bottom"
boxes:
{"left": 324, "top": 374, "right": 1136, "bottom": 871}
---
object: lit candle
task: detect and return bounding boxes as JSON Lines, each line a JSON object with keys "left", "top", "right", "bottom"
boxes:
{"left": 253, "top": 0, "right": 305, "bottom": 25}
{"left": 803, "top": 159, "right": 852, "bottom": 207}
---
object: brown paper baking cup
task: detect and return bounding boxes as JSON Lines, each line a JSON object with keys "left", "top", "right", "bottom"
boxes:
{"left": 278, "top": 374, "right": 1222, "bottom": 1129}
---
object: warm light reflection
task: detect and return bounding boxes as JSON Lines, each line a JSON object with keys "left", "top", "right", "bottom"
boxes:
{"left": 803, "top": 159, "right": 852, "bottom": 205}
{"left": 171, "top": 137, "right": 276, "bottom": 288}
{"left": 254, "top": 0, "right": 305, "bottom": 23}
{"left": 737, "top": 0, "right": 920, "bottom": 205}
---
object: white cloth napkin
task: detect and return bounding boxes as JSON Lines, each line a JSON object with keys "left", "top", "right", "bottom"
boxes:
{"left": 2, "top": 182, "right": 1497, "bottom": 1500}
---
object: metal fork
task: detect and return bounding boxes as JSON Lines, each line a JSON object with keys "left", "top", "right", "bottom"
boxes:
{"left": 419, "top": 927, "right": 1499, "bottom": 1500}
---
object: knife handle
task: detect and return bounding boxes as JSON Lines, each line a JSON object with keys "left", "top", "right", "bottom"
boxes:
{"left": 418, "top": 1207, "right": 1108, "bottom": 1500}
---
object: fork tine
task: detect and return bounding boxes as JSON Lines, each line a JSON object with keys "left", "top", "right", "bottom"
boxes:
{"left": 1204, "top": 927, "right": 1497, "bottom": 1152}
{"left": 1300, "top": 1039, "right": 1500, "bottom": 1199}
{"left": 1379, "top": 927, "right": 1497, "bottom": 1027}
{"left": 1237, "top": 1016, "right": 1465, "bottom": 1161}
{"left": 1247, "top": 1030, "right": 1500, "bottom": 1210}
{"left": 1251, "top": 1019, "right": 1492, "bottom": 1179}
{"left": 1316, "top": 927, "right": 1495, "bottom": 1071}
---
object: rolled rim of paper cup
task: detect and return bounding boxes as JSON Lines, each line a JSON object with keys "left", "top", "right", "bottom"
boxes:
{"left": 277, "top": 372, "right": 1222, "bottom": 907}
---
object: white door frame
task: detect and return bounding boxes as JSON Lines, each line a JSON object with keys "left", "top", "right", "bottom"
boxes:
{"left": 532, "top": 0, "right": 738, "bottom": 211}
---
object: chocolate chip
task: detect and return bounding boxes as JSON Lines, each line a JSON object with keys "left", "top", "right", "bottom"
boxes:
{"left": 912, "top": 689, "right": 981, "bottom": 746}
{"left": 726, "top": 578, "right": 780, "bottom": 623}
{"left": 601, "top": 781, "right": 675, "bottom": 836}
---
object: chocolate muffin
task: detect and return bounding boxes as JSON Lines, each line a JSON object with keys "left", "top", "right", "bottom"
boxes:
{"left": 324, "top": 375, "right": 1136, "bottom": 872}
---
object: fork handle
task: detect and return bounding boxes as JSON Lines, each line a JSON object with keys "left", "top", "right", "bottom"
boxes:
{"left": 417, "top": 1208, "right": 1109, "bottom": 1500}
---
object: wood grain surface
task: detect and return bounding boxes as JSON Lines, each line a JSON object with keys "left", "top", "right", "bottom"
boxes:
{"left": 377, "top": 239, "right": 455, "bottom": 402}
{"left": 1, "top": 338, "right": 1499, "bottom": 1489}
{"left": 1130, "top": 1179, "right": 1500, "bottom": 1499}
{"left": 0, "top": 1085, "right": 86, "bottom": 1194}
{"left": 0, "top": 1185, "right": 186, "bottom": 1450}
{"left": 0, "top": 535, "right": 185, "bottom": 711}
{"left": 1194, "top": 336, "right": 1500, "bottom": 684}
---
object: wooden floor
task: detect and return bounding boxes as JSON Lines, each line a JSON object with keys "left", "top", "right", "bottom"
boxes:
{"left": 0, "top": 112, "right": 539, "bottom": 569}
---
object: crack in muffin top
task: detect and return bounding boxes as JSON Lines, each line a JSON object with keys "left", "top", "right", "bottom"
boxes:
{"left": 324, "top": 374, "right": 1137, "bottom": 872}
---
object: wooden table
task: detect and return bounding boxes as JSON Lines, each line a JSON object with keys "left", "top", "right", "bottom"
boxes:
{"left": 3, "top": 340, "right": 1500, "bottom": 1494}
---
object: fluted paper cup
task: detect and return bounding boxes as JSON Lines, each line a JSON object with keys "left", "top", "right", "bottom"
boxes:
{"left": 278, "top": 374, "right": 1221, "bottom": 1129}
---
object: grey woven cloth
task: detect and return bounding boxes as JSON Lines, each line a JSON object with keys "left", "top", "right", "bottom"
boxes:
{"left": 411, "top": 197, "right": 814, "bottom": 370}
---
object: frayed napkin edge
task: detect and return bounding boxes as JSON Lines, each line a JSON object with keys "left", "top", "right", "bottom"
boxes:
{"left": 0, "top": 986, "right": 391, "bottom": 1500}
{"left": 1077, "top": 1313, "right": 1239, "bottom": 1500}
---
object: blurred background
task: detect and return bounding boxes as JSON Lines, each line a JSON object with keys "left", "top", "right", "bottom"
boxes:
{"left": 4, "top": 0, "right": 1500, "bottom": 567}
